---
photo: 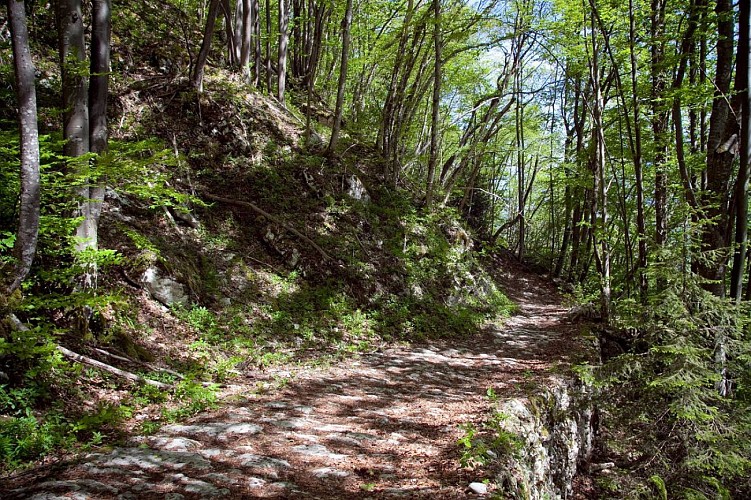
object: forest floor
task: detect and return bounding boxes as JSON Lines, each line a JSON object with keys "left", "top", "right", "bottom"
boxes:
{"left": 1, "top": 259, "right": 591, "bottom": 499}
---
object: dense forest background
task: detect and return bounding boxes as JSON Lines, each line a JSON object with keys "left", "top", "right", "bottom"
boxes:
{"left": 1, "top": 0, "right": 750, "bottom": 497}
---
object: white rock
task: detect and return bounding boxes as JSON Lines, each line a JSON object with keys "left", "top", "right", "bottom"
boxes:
{"left": 141, "top": 267, "right": 189, "bottom": 307}
{"left": 468, "top": 482, "right": 488, "bottom": 495}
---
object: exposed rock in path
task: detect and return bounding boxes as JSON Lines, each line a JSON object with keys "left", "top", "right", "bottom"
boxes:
{"left": 3, "top": 265, "right": 595, "bottom": 500}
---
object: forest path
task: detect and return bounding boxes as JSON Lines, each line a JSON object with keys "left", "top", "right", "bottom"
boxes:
{"left": 4, "top": 262, "right": 586, "bottom": 499}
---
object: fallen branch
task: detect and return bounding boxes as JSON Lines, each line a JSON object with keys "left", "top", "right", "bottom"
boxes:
{"left": 92, "top": 347, "right": 186, "bottom": 380}
{"left": 57, "top": 346, "right": 172, "bottom": 389}
{"left": 8, "top": 314, "right": 172, "bottom": 389}
{"left": 203, "top": 192, "right": 333, "bottom": 262}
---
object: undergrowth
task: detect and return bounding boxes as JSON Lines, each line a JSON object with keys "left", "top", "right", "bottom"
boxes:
{"left": 0, "top": 109, "right": 514, "bottom": 473}
{"left": 589, "top": 274, "right": 751, "bottom": 498}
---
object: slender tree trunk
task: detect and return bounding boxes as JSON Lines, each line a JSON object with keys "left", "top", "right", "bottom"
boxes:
{"left": 234, "top": 0, "right": 243, "bottom": 64}
{"left": 425, "top": 0, "right": 442, "bottom": 208}
{"left": 193, "top": 0, "right": 221, "bottom": 91}
{"left": 253, "top": 0, "right": 261, "bottom": 85}
{"left": 59, "top": 0, "right": 89, "bottom": 160}
{"left": 3, "top": 0, "right": 41, "bottom": 297}
{"left": 586, "top": 1, "right": 611, "bottom": 321}
{"left": 629, "top": 0, "right": 647, "bottom": 301}
{"left": 328, "top": 0, "right": 353, "bottom": 153}
{"left": 651, "top": 0, "right": 669, "bottom": 263}
{"left": 554, "top": 179, "right": 572, "bottom": 277}
{"left": 292, "top": 0, "right": 302, "bottom": 79}
{"left": 515, "top": 62, "right": 525, "bottom": 261}
{"left": 240, "top": 0, "right": 251, "bottom": 79}
{"left": 221, "top": 0, "right": 236, "bottom": 67}
{"left": 731, "top": 0, "right": 750, "bottom": 301}
{"left": 266, "top": 0, "right": 272, "bottom": 92}
{"left": 81, "top": 0, "right": 110, "bottom": 292}
{"left": 277, "top": 0, "right": 289, "bottom": 102}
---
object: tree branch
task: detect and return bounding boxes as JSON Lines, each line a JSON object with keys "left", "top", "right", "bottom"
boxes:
{"left": 202, "top": 192, "right": 333, "bottom": 262}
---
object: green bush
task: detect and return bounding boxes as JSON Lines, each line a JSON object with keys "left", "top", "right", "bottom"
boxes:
{"left": 599, "top": 277, "right": 751, "bottom": 498}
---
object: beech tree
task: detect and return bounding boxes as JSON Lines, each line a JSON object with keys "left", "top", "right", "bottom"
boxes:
{"left": 277, "top": 0, "right": 289, "bottom": 102}
{"left": 2, "top": 0, "right": 41, "bottom": 298}
{"left": 328, "top": 0, "right": 354, "bottom": 152}
{"left": 57, "top": 0, "right": 112, "bottom": 333}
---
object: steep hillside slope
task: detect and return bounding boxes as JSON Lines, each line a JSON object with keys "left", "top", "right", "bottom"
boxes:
{"left": 1, "top": 69, "right": 516, "bottom": 472}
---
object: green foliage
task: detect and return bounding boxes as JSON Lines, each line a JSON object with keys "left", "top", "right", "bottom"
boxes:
{"left": 599, "top": 276, "right": 751, "bottom": 497}
{"left": 458, "top": 411, "right": 522, "bottom": 469}
{"left": 161, "top": 379, "right": 218, "bottom": 422}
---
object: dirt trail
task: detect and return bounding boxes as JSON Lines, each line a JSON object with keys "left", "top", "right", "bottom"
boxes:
{"left": 2, "top": 263, "right": 586, "bottom": 499}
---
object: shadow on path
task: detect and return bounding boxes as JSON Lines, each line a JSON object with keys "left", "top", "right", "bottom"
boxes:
{"left": 2, "top": 263, "right": 588, "bottom": 499}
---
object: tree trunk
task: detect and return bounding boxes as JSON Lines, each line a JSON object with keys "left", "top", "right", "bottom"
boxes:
{"left": 193, "top": 0, "right": 221, "bottom": 91}
{"left": 266, "top": 0, "right": 272, "bottom": 92}
{"left": 651, "top": 0, "right": 669, "bottom": 262}
{"left": 253, "top": 0, "right": 261, "bottom": 85}
{"left": 277, "top": 0, "right": 289, "bottom": 102}
{"left": 221, "top": 0, "right": 237, "bottom": 66}
{"left": 629, "top": 0, "right": 647, "bottom": 300}
{"left": 3, "top": 0, "right": 41, "bottom": 297}
{"left": 699, "top": 0, "right": 737, "bottom": 297}
{"left": 59, "top": 0, "right": 89, "bottom": 160}
{"left": 515, "top": 63, "right": 525, "bottom": 262}
{"left": 80, "top": 0, "right": 110, "bottom": 291}
{"left": 233, "top": 0, "right": 243, "bottom": 64}
{"left": 425, "top": 0, "right": 442, "bottom": 208}
{"left": 730, "top": 0, "right": 750, "bottom": 301}
{"left": 328, "top": 0, "right": 353, "bottom": 153}
{"left": 587, "top": 1, "right": 611, "bottom": 320}
{"left": 240, "top": 0, "right": 251, "bottom": 79}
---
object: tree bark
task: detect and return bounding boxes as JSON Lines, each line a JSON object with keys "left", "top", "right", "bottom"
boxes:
{"left": 587, "top": 0, "right": 611, "bottom": 321}
{"left": 277, "top": 0, "right": 289, "bottom": 102}
{"left": 240, "top": 0, "right": 251, "bottom": 79}
{"left": 266, "top": 0, "right": 272, "bottom": 92}
{"left": 192, "top": 0, "right": 221, "bottom": 91}
{"left": 3, "top": 0, "right": 41, "bottom": 297}
{"left": 699, "top": 0, "right": 737, "bottom": 297}
{"left": 221, "top": 0, "right": 237, "bottom": 67}
{"left": 58, "top": 0, "right": 89, "bottom": 160}
{"left": 730, "top": 0, "right": 750, "bottom": 301}
{"left": 651, "top": 0, "right": 669, "bottom": 260}
{"left": 253, "top": 0, "right": 261, "bottom": 85}
{"left": 79, "top": 0, "right": 110, "bottom": 291}
{"left": 328, "top": 0, "right": 354, "bottom": 153}
{"left": 425, "top": 0, "right": 442, "bottom": 208}
{"left": 629, "top": 0, "right": 647, "bottom": 300}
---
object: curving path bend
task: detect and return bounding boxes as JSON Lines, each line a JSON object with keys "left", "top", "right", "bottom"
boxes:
{"left": 2, "top": 267, "right": 586, "bottom": 499}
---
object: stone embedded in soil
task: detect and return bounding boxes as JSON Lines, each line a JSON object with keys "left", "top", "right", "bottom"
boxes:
{"left": 316, "top": 423, "right": 350, "bottom": 432}
{"left": 291, "top": 444, "right": 347, "bottom": 460}
{"left": 148, "top": 436, "right": 203, "bottom": 452}
{"left": 200, "top": 472, "right": 239, "bottom": 485}
{"left": 95, "top": 448, "right": 212, "bottom": 470}
{"left": 238, "top": 453, "right": 291, "bottom": 470}
{"left": 468, "top": 482, "right": 488, "bottom": 495}
{"left": 163, "top": 422, "right": 262, "bottom": 440}
{"left": 312, "top": 467, "right": 350, "bottom": 478}
{"left": 29, "top": 494, "right": 85, "bottom": 500}
{"left": 265, "top": 401, "right": 291, "bottom": 409}
{"left": 247, "top": 477, "right": 267, "bottom": 488}
{"left": 271, "top": 417, "right": 308, "bottom": 429}
{"left": 198, "top": 448, "right": 233, "bottom": 458}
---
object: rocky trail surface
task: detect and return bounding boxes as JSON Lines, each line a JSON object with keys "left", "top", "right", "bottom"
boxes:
{"left": 2, "top": 265, "right": 591, "bottom": 499}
